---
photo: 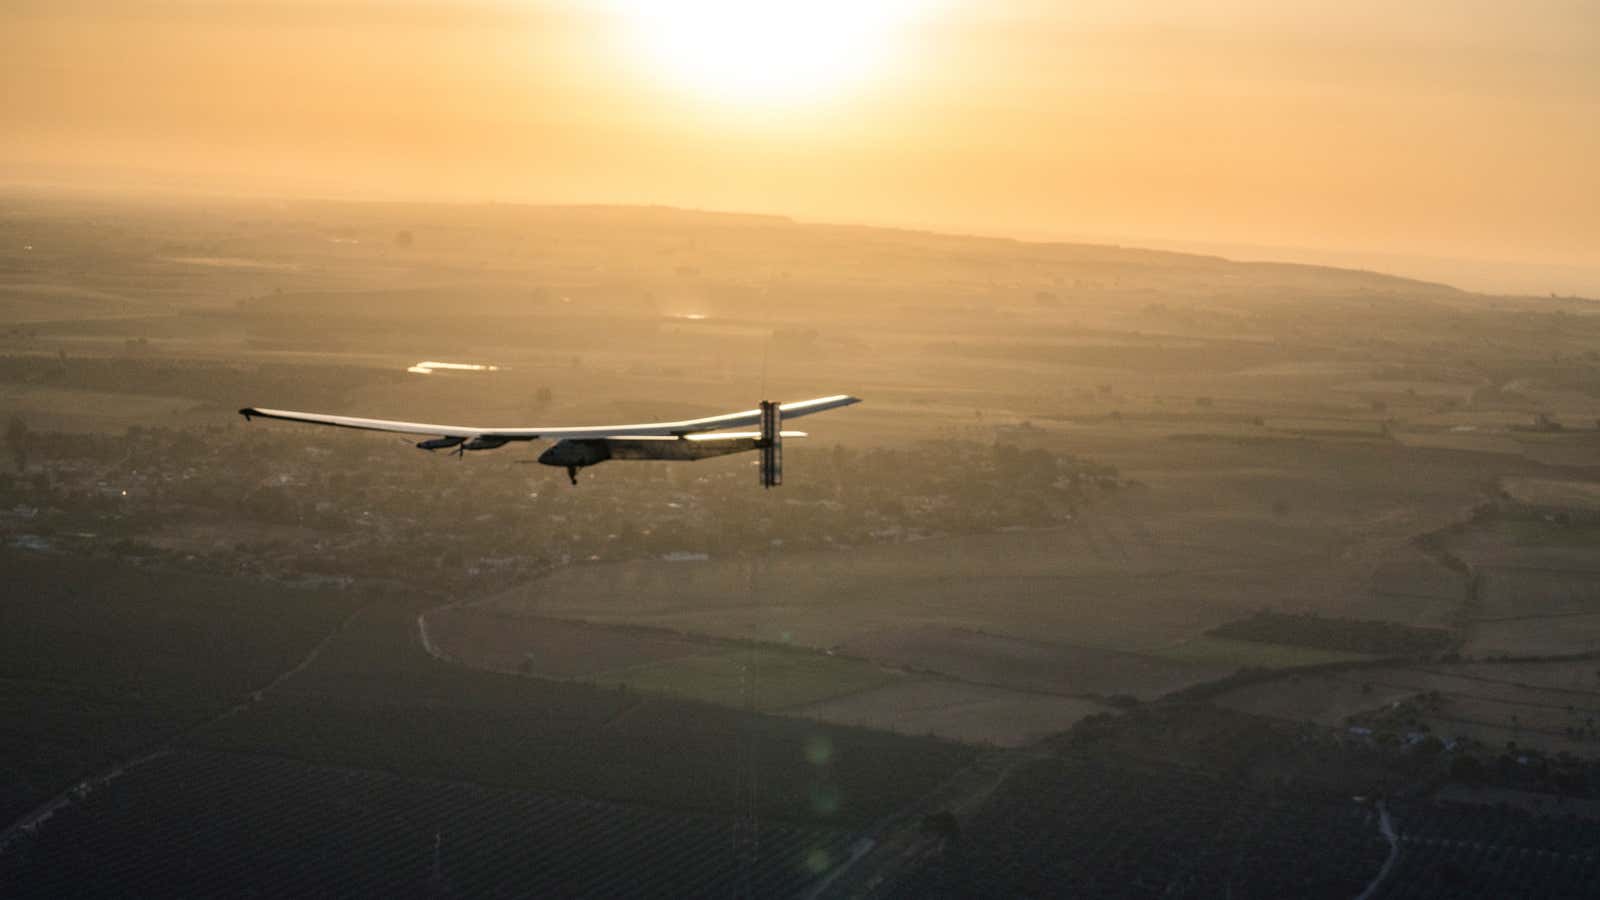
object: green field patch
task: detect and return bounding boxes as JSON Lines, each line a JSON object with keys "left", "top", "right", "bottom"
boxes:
{"left": 796, "top": 679, "right": 1110, "bottom": 747}
{"left": 1262, "top": 417, "right": 1388, "bottom": 439}
{"left": 1480, "top": 516, "right": 1600, "bottom": 550}
{"left": 1150, "top": 636, "right": 1372, "bottom": 670}
{"left": 1207, "top": 610, "right": 1455, "bottom": 656}
{"left": 588, "top": 648, "right": 899, "bottom": 711}
{"left": 199, "top": 605, "right": 973, "bottom": 827}
{"left": 1477, "top": 568, "right": 1600, "bottom": 620}
{"left": 1464, "top": 612, "right": 1600, "bottom": 658}
{"left": 1499, "top": 477, "right": 1600, "bottom": 512}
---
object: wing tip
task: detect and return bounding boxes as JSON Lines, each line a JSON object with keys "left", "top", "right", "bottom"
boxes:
{"left": 791, "top": 393, "right": 862, "bottom": 404}
{"left": 238, "top": 407, "right": 257, "bottom": 421}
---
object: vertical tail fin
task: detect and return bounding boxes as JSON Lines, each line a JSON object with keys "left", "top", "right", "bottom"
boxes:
{"left": 758, "top": 400, "right": 782, "bottom": 488}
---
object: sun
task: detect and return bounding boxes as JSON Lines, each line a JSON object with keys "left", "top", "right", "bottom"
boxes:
{"left": 613, "top": 1, "right": 928, "bottom": 107}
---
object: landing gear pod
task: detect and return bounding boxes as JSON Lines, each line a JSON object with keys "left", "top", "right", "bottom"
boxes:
{"left": 538, "top": 438, "right": 612, "bottom": 484}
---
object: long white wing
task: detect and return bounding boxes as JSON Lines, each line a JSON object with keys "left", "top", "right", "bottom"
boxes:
{"left": 237, "top": 395, "right": 859, "bottom": 440}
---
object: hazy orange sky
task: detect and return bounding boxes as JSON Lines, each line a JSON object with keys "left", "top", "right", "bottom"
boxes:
{"left": 4, "top": 1, "right": 1597, "bottom": 292}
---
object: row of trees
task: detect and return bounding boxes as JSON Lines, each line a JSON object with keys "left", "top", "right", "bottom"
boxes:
{"left": 1209, "top": 611, "right": 1458, "bottom": 657}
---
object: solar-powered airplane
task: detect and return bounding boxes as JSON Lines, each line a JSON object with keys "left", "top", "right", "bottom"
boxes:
{"left": 237, "top": 395, "right": 860, "bottom": 487}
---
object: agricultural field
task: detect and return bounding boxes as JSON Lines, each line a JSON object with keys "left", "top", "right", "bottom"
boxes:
{"left": 1451, "top": 518, "right": 1600, "bottom": 572}
{"left": 1391, "top": 429, "right": 1532, "bottom": 457}
{"left": 1474, "top": 569, "right": 1600, "bottom": 623}
{"left": 0, "top": 384, "right": 202, "bottom": 433}
{"left": 1439, "top": 659, "right": 1600, "bottom": 694}
{"left": 1434, "top": 784, "right": 1600, "bottom": 819}
{"left": 192, "top": 602, "right": 974, "bottom": 827}
{"left": 836, "top": 625, "right": 1230, "bottom": 699}
{"left": 880, "top": 755, "right": 1390, "bottom": 899}
{"left": 1374, "top": 801, "right": 1600, "bottom": 899}
{"left": 1385, "top": 513, "right": 1600, "bottom": 658}
{"left": 486, "top": 434, "right": 1504, "bottom": 658}
{"left": 426, "top": 611, "right": 1115, "bottom": 744}
{"left": 1152, "top": 636, "right": 1374, "bottom": 669}
{"left": 1467, "top": 613, "right": 1600, "bottom": 659}
{"left": 5, "top": 194, "right": 1600, "bottom": 896}
{"left": 1505, "top": 434, "right": 1600, "bottom": 469}
{"left": 0, "top": 681, "right": 221, "bottom": 829}
{"left": 424, "top": 610, "right": 714, "bottom": 678}
{"left": 1262, "top": 416, "right": 1391, "bottom": 439}
{"left": 1501, "top": 477, "right": 1600, "bottom": 512}
{"left": 1205, "top": 611, "right": 1456, "bottom": 657}
{"left": 863, "top": 702, "right": 1600, "bottom": 898}
{"left": 0, "top": 284, "right": 150, "bottom": 323}
{"left": 0, "top": 750, "right": 855, "bottom": 899}
{"left": 1214, "top": 660, "right": 1600, "bottom": 757}
{"left": 1365, "top": 545, "right": 1468, "bottom": 631}
{"left": 794, "top": 679, "right": 1107, "bottom": 747}
{"left": 0, "top": 550, "right": 362, "bottom": 697}
{"left": 585, "top": 646, "right": 898, "bottom": 712}
{"left": 1211, "top": 672, "right": 1419, "bottom": 727}
{"left": 0, "top": 549, "right": 362, "bottom": 825}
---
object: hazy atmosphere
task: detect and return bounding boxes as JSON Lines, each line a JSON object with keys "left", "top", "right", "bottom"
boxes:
{"left": 5, "top": 0, "right": 1598, "bottom": 294}
{"left": 4, "top": 3, "right": 1600, "bottom": 898}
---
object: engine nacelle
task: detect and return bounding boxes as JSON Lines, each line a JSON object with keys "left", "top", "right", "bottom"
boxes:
{"left": 462, "top": 436, "right": 509, "bottom": 451}
{"left": 537, "top": 439, "right": 612, "bottom": 468}
{"left": 416, "top": 436, "right": 466, "bottom": 452}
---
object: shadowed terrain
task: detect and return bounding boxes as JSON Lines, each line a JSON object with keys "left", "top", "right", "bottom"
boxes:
{"left": 3, "top": 193, "right": 1599, "bottom": 896}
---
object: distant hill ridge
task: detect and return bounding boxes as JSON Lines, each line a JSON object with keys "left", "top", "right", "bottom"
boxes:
{"left": 305, "top": 197, "right": 1460, "bottom": 293}
{"left": 226, "top": 200, "right": 1466, "bottom": 325}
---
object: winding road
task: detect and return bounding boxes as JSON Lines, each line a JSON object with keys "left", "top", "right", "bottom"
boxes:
{"left": 1356, "top": 800, "right": 1400, "bottom": 900}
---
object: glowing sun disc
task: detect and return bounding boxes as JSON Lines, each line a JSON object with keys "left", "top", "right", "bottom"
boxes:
{"left": 615, "top": 0, "right": 926, "bottom": 105}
